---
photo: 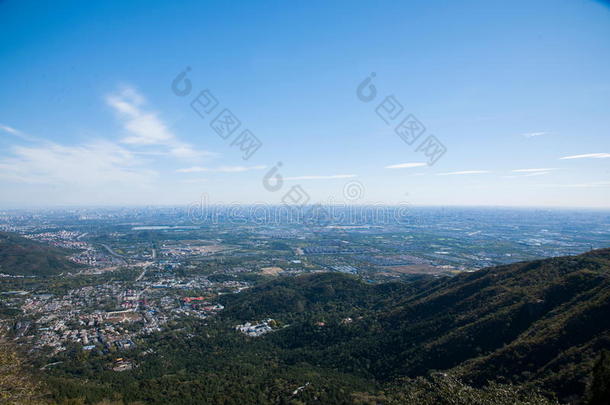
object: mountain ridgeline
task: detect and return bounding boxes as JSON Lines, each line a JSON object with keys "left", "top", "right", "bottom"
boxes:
{"left": 217, "top": 248, "right": 610, "bottom": 403}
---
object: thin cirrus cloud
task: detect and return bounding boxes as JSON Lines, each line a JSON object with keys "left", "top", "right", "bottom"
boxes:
{"left": 512, "top": 168, "right": 558, "bottom": 173}
{"left": 436, "top": 170, "right": 491, "bottom": 176}
{"left": 0, "top": 86, "right": 212, "bottom": 188}
{"left": 0, "top": 140, "right": 155, "bottom": 186}
{"left": 0, "top": 123, "right": 37, "bottom": 142}
{"left": 560, "top": 153, "right": 610, "bottom": 160}
{"left": 284, "top": 174, "right": 357, "bottom": 180}
{"left": 106, "top": 86, "right": 215, "bottom": 160}
{"left": 522, "top": 131, "right": 550, "bottom": 138}
{"left": 0, "top": 124, "right": 22, "bottom": 136}
{"left": 384, "top": 162, "right": 427, "bottom": 169}
{"left": 509, "top": 168, "right": 557, "bottom": 177}
{"left": 177, "top": 165, "right": 267, "bottom": 173}
{"left": 504, "top": 173, "right": 552, "bottom": 179}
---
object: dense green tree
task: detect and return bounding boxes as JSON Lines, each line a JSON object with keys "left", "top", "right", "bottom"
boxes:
{"left": 586, "top": 350, "right": 610, "bottom": 405}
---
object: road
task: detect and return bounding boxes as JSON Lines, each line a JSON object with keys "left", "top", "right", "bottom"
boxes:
{"left": 135, "top": 267, "right": 147, "bottom": 282}
{"left": 100, "top": 243, "right": 124, "bottom": 258}
{"left": 100, "top": 243, "right": 127, "bottom": 264}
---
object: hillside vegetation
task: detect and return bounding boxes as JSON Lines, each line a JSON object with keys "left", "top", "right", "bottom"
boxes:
{"left": 41, "top": 249, "right": 610, "bottom": 404}
{"left": 0, "top": 232, "right": 81, "bottom": 276}
{"left": 218, "top": 248, "right": 610, "bottom": 403}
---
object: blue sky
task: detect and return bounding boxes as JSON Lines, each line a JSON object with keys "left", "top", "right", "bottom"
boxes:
{"left": 1, "top": 0, "right": 609, "bottom": 208}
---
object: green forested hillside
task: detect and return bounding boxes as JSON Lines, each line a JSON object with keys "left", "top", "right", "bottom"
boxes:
{"left": 217, "top": 249, "right": 610, "bottom": 402}
{"left": 0, "top": 232, "right": 81, "bottom": 276}
{"left": 42, "top": 249, "right": 610, "bottom": 404}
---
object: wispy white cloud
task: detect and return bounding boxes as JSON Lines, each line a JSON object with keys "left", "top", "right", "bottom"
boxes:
{"left": 504, "top": 171, "right": 552, "bottom": 179}
{"left": 437, "top": 170, "right": 490, "bottom": 176}
{"left": 177, "top": 165, "right": 267, "bottom": 173}
{"left": 0, "top": 85, "right": 220, "bottom": 193}
{"left": 0, "top": 140, "right": 155, "bottom": 186}
{"left": 512, "top": 168, "right": 558, "bottom": 173}
{"left": 522, "top": 131, "right": 550, "bottom": 138}
{"left": 559, "top": 153, "right": 610, "bottom": 160}
{"left": 0, "top": 124, "right": 21, "bottom": 136}
{"left": 0, "top": 123, "right": 37, "bottom": 142}
{"left": 106, "top": 87, "right": 214, "bottom": 160}
{"left": 508, "top": 168, "right": 557, "bottom": 177}
{"left": 284, "top": 174, "right": 357, "bottom": 180}
{"left": 385, "top": 162, "right": 427, "bottom": 169}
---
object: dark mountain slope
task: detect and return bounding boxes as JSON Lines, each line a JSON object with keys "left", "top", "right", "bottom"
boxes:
{"left": 0, "top": 231, "right": 81, "bottom": 276}
{"left": 375, "top": 250, "right": 610, "bottom": 393}
{"left": 218, "top": 248, "right": 610, "bottom": 402}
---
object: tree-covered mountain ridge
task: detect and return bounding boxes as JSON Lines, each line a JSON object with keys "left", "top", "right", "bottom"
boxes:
{"left": 219, "top": 248, "right": 610, "bottom": 403}
{"left": 0, "top": 231, "right": 81, "bottom": 276}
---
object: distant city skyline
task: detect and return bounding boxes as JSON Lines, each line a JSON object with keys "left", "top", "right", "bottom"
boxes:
{"left": 1, "top": 0, "right": 609, "bottom": 208}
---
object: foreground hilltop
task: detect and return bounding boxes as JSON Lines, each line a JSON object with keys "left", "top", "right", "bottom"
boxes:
{"left": 218, "top": 248, "right": 610, "bottom": 403}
